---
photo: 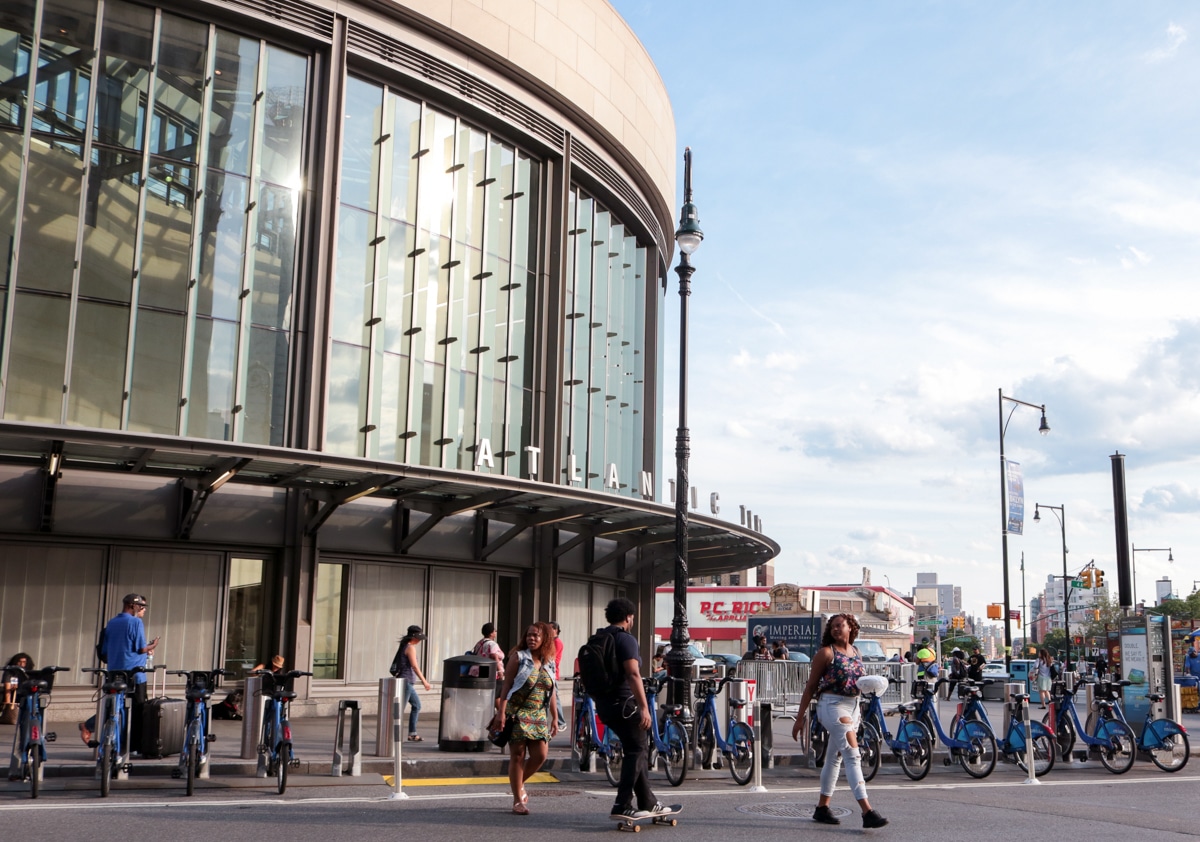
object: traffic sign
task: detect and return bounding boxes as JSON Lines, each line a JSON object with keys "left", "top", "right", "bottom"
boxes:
{"left": 917, "top": 617, "right": 940, "bottom": 627}
{"left": 1070, "top": 578, "right": 1084, "bottom": 589}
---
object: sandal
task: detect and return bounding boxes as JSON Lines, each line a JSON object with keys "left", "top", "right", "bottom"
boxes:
{"left": 519, "top": 789, "right": 529, "bottom": 804}
{"left": 512, "top": 801, "right": 529, "bottom": 815}
{"left": 79, "top": 722, "right": 92, "bottom": 747}
{"left": 407, "top": 734, "right": 423, "bottom": 742}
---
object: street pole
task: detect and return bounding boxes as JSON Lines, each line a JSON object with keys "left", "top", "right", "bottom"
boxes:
{"left": 998, "top": 390, "right": 1050, "bottom": 669}
{"left": 665, "top": 147, "right": 704, "bottom": 744}
{"left": 1035, "top": 504, "right": 1069, "bottom": 670}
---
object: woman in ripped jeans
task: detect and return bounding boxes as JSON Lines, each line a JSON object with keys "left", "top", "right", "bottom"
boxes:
{"left": 792, "top": 613, "right": 888, "bottom": 829}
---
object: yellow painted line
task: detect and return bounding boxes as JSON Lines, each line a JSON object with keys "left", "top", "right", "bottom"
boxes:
{"left": 383, "top": 772, "right": 559, "bottom": 788}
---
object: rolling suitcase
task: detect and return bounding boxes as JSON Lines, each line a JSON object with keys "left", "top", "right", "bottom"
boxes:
{"left": 140, "top": 667, "right": 186, "bottom": 758}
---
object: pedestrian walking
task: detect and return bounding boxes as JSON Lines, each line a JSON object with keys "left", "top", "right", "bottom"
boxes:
{"left": 791, "top": 613, "right": 888, "bottom": 829}
{"left": 492, "top": 622, "right": 558, "bottom": 814}
{"left": 389, "top": 625, "right": 431, "bottom": 740}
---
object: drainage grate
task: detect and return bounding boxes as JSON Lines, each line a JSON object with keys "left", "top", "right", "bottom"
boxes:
{"left": 736, "top": 803, "right": 853, "bottom": 820}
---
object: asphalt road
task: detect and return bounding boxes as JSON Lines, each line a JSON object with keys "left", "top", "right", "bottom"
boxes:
{"left": 3, "top": 759, "right": 1198, "bottom": 841}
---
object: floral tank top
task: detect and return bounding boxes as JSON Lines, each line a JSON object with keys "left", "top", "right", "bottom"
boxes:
{"left": 815, "top": 645, "right": 865, "bottom": 697}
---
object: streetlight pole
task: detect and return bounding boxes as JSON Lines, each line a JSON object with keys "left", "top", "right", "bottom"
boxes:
{"left": 998, "top": 390, "right": 1050, "bottom": 669}
{"left": 1034, "top": 504, "right": 1070, "bottom": 670}
{"left": 1130, "top": 545, "right": 1173, "bottom": 611}
{"left": 665, "top": 147, "right": 704, "bottom": 737}
{"left": 1020, "top": 551, "right": 1027, "bottom": 655}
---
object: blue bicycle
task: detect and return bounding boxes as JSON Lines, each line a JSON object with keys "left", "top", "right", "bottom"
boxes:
{"left": 1042, "top": 678, "right": 1135, "bottom": 774}
{"left": 693, "top": 675, "right": 755, "bottom": 785}
{"left": 571, "top": 677, "right": 623, "bottom": 786}
{"left": 82, "top": 666, "right": 145, "bottom": 797}
{"left": 7, "top": 665, "right": 68, "bottom": 798}
{"left": 955, "top": 680, "right": 1055, "bottom": 776}
{"left": 856, "top": 677, "right": 933, "bottom": 781}
{"left": 169, "top": 668, "right": 226, "bottom": 795}
{"left": 644, "top": 675, "right": 687, "bottom": 786}
{"left": 909, "top": 678, "right": 996, "bottom": 778}
{"left": 1105, "top": 682, "right": 1189, "bottom": 772}
{"left": 255, "top": 669, "right": 311, "bottom": 794}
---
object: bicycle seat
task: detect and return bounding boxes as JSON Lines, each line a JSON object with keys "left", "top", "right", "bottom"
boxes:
{"left": 1147, "top": 693, "right": 1164, "bottom": 703}
{"left": 894, "top": 701, "right": 920, "bottom": 714}
{"left": 728, "top": 699, "right": 746, "bottom": 709}
{"left": 105, "top": 679, "right": 129, "bottom": 694}
{"left": 1011, "top": 693, "right": 1030, "bottom": 702}
{"left": 186, "top": 687, "right": 213, "bottom": 702}
{"left": 273, "top": 689, "right": 297, "bottom": 702}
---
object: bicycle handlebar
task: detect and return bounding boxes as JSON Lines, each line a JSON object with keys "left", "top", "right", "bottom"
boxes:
{"left": 6, "top": 666, "right": 69, "bottom": 678}
{"left": 82, "top": 666, "right": 147, "bottom": 675}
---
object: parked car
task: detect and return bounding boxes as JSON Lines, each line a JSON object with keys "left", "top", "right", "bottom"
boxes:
{"left": 982, "top": 662, "right": 1009, "bottom": 680}
{"left": 708, "top": 653, "right": 742, "bottom": 670}
{"left": 785, "top": 651, "right": 811, "bottom": 663}
{"left": 855, "top": 639, "right": 888, "bottom": 662}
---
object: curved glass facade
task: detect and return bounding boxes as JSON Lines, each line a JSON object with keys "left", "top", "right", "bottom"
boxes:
{"left": 0, "top": 0, "right": 661, "bottom": 490}
{"left": 0, "top": 0, "right": 307, "bottom": 445}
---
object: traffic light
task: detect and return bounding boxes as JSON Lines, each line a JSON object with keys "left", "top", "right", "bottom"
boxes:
{"left": 987, "top": 604, "right": 1002, "bottom": 619}
{"left": 1093, "top": 608, "right": 1101, "bottom": 621}
{"left": 1081, "top": 569, "right": 1094, "bottom": 588}
{"left": 1094, "top": 569, "right": 1104, "bottom": 588}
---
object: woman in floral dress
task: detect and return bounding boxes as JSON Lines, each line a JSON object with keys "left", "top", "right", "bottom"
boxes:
{"left": 493, "top": 622, "right": 559, "bottom": 814}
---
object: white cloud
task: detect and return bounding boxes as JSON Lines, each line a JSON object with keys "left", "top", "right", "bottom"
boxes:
{"left": 724, "top": 420, "right": 753, "bottom": 439}
{"left": 1146, "top": 23, "right": 1187, "bottom": 63}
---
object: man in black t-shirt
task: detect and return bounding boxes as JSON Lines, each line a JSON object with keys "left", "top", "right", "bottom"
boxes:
{"left": 595, "top": 597, "right": 673, "bottom": 822}
{"left": 967, "top": 647, "right": 986, "bottom": 683}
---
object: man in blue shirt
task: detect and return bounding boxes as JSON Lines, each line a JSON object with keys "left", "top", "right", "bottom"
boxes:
{"left": 1185, "top": 638, "right": 1200, "bottom": 680}
{"left": 80, "top": 594, "right": 159, "bottom": 752}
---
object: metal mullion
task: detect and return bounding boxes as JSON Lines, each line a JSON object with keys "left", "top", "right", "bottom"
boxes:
{"left": 0, "top": 0, "right": 45, "bottom": 412}
{"left": 399, "top": 100, "right": 426, "bottom": 464}
{"left": 499, "top": 156, "right": 520, "bottom": 471}
{"left": 469, "top": 133, "right": 491, "bottom": 465}
{"left": 436, "top": 117, "right": 462, "bottom": 469}
{"left": 361, "top": 91, "right": 394, "bottom": 459}
{"left": 60, "top": 0, "right": 107, "bottom": 424}
{"left": 178, "top": 23, "right": 217, "bottom": 437}
{"left": 230, "top": 39, "right": 269, "bottom": 442}
{"left": 120, "top": 8, "right": 163, "bottom": 431}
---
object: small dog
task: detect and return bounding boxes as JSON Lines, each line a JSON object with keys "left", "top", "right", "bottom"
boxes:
{"left": 212, "top": 689, "right": 244, "bottom": 720}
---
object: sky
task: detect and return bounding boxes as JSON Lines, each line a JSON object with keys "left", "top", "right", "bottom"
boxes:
{"left": 610, "top": 1, "right": 1200, "bottom": 623}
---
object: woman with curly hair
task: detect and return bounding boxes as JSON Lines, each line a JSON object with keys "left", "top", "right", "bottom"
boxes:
{"left": 492, "top": 621, "right": 558, "bottom": 814}
{"left": 791, "top": 613, "right": 888, "bottom": 829}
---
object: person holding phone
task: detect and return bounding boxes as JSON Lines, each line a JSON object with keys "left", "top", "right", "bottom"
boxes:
{"left": 80, "top": 594, "right": 159, "bottom": 751}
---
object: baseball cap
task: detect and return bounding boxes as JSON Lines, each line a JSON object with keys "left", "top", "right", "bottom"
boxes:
{"left": 123, "top": 593, "right": 148, "bottom": 607}
{"left": 407, "top": 624, "right": 425, "bottom": 640}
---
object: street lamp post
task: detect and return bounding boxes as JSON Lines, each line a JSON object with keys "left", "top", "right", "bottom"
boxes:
{"left": 1020, "top": 551, "right": 1028, "bottom": 654}
{"left": 1130, "top": 545, "right": 1173, "bottom": 610}
{"left": 1033, "top": 504, "right": 1070, "bottom": 670}
{"left": 665, "top": 147, "right": 704, "bottom": 736}
{"left": 998, "top": 390, "right": 1050, "bottom": 668}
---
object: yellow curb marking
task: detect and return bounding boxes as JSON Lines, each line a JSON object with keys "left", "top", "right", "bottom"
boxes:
{"left": 383, "top": 772, "right": 559, "bottom": 788}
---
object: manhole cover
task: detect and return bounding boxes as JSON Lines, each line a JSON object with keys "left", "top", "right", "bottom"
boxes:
{"left": 525, "top": 788, "right": 581, "bottom": 798}
{"left": 736, "top": 803, "right": 853, "bottom": 820}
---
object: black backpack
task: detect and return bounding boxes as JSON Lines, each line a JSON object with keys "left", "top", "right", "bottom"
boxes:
{"left": 577, "top": 628, "right": 622, "bottom": 700}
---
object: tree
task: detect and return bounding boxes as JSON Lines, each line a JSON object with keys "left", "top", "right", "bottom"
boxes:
{"left": 1041, "top": 628, "right": 1067, "bottom": 656}
{"left": 939, "top": 633, "right": 981, "bottom": 654}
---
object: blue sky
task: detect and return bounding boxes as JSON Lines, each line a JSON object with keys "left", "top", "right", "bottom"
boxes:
{"left": 612, "top": 1, "right": 1200, "bottom": 620}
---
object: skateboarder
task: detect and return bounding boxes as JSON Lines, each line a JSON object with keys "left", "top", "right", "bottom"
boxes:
{"left": 591, "top": 598, "right": 678, "bottom": 823}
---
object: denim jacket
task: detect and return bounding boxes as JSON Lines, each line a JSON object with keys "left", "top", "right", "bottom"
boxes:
{"left": 505, "top": 649, "right": 555, "bottom": 708}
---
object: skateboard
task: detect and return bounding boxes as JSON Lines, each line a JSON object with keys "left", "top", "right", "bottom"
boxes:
{"left": 615, "top": 805, "right": 682, "bottom": 832}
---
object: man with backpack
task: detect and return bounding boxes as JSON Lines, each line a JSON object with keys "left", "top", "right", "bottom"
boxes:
{"left": 579, "top": 598, "right": 676, "bottom": 823}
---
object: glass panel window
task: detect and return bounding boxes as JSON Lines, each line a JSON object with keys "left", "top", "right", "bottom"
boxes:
{"left": 313, "top": 562, "right": 348, "bottom": 680}
{"left": 66, "top": 299, "right": 128, "bottom": 428}
{"left": 152, "top": 14, "right": 206, "bottom": 162}
{"left": 139, "top": 160, "right": 195, "bottom": 311}
{"left": 326, "top": 341, "right": 367, "bottom": 456}
{"left": 187, "top": 316, "right": 237, "bottom": 440}
{"left": 196, "top": 171, "right": 247, "bottom": 321}
{"left": 0, "top": 130, "right": 21, "bottom": 288}
{"left": 80, "top": 149, "right": 140, "bottom": 303}
{"left": 257, "top": 46, "right": 307, "bottom": 188}
{"left": 17, "top": 139, "right": 83, "bottom": 294}
{"left": 208, "top": 32, "right": 258, "bottom": 177}
{"left": 249, "top": 181, "right": 296, "bottom": 330}
{"left": 0, "top": 2, "right": 35, "bottom": 131}
{"left": 4, "top": 292, "right": 69, "bottom": 421}
{"left": 93, "top": 0, "right": 153, "bottom": 152}
{"left": 34, "top": 0, "right": 96, "bottom": 140}
{"left": 128, "top": 308, "right": 184, "bottom": 434}
{"left": 243, "top": 325, "right": 287, "bottom": 446}
{"left": 224, "top": 557, "right": 266, "bottom": 677}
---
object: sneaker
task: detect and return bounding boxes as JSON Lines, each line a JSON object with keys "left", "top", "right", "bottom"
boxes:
{"left": 610, "top": 805, "right": 650, "bottom": 821}
{"left": 862, "top": 809, "right": 889, "bottom": 829}
{"left": 646, "top": 803, "right": 680, "bottom": 817}
{"left": 813, "top": 805, "right": 840, "bottom": 825}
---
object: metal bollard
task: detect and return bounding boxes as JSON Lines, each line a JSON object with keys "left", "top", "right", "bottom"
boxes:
{"left": 331, "top": 699, "right": 362, "bottom": 777}
{"left": 389, "top": 679, "right": 408, "bottom": 800}
{"left": 376, "top": 677, "right": 400, "bottom": 757}
{"left": 241, "top": 676, "right": 265, "bottom": 761}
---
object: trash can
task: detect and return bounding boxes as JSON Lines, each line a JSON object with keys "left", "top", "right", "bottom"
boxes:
{"left": 1175, "top": 675, "right": 1198, "bottom": 712}
{"left": 438, "top": 655, "right": 497, "bottom": 752}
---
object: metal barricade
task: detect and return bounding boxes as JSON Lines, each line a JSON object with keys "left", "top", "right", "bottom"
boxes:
{"left": 734, "top": 660, "right": 809, "bottom": 713}
{"left": 331, "top": 699, "right": 362, "bottom": 776}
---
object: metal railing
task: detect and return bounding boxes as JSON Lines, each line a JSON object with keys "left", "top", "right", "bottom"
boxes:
{"left": 733, "top": 660, "right": 916, "bottom": 710}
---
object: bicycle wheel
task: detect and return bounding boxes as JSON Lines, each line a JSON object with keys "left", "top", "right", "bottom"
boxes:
{"left": 726, "top": 721, "right": 755, "bottom": 785}
{"left": 276, "top": 741, "right": 289, "bottom": 794}
{"left": 1042, "top": 709, "right": 1073, "bottom": 761}
{"left": 809, "top": 716, "right": 827, "bottom": 766}
{"left": 858, "top": 720, "right": 882, "bottom": 783}
{"left": 696, "top": 712, "right": 716, "bottom": 769}
{"left": 29, "top": 744, "right": 40, "bottom": 799}
{"left": 100, "top": 741, "right": 113, "bottom": 798}
{"left": 896, "top": 719, "right": 932, "bottom": 781}
{"left": 603, "top": 737, "right": 623, "bottom": 787}
{"left": 662, "top": 719, "right": 687, "bottom": 787}
{"left": 1096, "top": 720, "right": 1135, "bottom": 774}
{"left": 1012, "top": 724, "right": 1060, "bottom": 777}
{"left": 1146, "top": 719, "right": 1190, "bottom": 773}
{"left": 955, "top": 719, "right": 997, "bottom": 779}
{"left": 574, "top": 710, "right": 594, "bottom": 772}
{"left": 185, "top": 735, "right": 198, "bottom": 796}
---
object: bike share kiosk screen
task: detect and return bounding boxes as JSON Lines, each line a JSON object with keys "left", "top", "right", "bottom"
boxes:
{"left": 1120, "top": 614, "right": 1175, "bottom": 737}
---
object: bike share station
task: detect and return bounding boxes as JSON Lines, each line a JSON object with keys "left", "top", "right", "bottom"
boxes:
{"left": 1118, "top": 613, "right": 1180, "bottom": 737}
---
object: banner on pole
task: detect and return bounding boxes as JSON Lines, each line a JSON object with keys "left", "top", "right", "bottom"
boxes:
{"left": 1006, "top": 459, "right": 1024, "bottom": 535}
